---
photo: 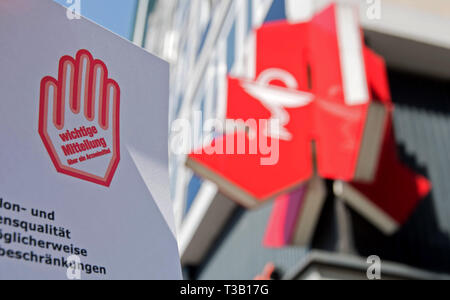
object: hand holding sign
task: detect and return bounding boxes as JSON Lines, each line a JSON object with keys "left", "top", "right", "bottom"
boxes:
{"left": 39, "top": 49, "right": 120, "bottom": 187}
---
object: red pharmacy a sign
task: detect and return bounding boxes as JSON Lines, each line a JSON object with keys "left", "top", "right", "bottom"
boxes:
{"left": 187, "top": 4, "right": 431, "bottom": 241}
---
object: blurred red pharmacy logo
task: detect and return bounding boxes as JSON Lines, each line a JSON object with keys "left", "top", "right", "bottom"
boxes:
{"left": 188, "top": 4, "right": 391, "bottom": 207}
{"left": 39, "top": 49, "right": 120, "bottom": 187}
{"left": 187, "top": 4, "right": 431, "bottom": 241}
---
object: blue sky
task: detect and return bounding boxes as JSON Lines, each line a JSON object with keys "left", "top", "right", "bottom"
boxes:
{"left": 54, "top": 0, "right": 138, "bottom": 40}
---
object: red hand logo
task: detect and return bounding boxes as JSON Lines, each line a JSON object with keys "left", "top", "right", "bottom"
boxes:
{"left": 39, "top": 49, "right": 120, "bottom": 187}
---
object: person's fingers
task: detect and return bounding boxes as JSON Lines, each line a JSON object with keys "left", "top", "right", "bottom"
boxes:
{"left": 56, "top": 56, "right": 75, "bottom": 129}
{"left": 39, "top": 76, "right": 58, "bottom": 130}
{"left": 104, "top": 79, "right": 120, "bottom": 131}
{"left": 90, "top": 59, "right": 107, "bottom": 123}
{"left": 262, "top": 263, "right": 275, "bottom": 276}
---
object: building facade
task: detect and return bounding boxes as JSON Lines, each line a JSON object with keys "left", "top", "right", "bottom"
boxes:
{"left": 134, "top": 0, "right": 450, "bottom": 279}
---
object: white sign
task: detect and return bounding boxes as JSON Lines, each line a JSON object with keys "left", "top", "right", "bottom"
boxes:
{"left": 0, "top": 0, "right": 181, "bottom": 279}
